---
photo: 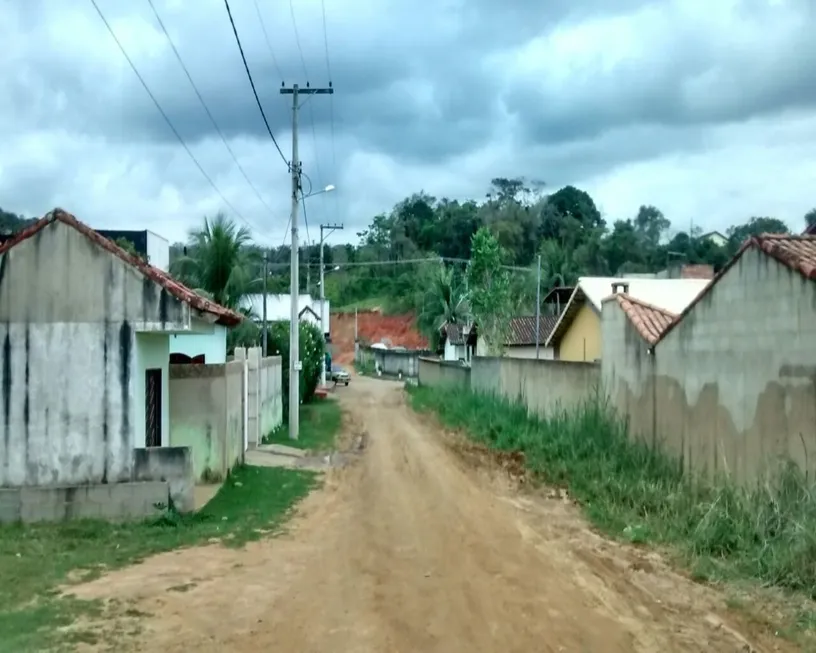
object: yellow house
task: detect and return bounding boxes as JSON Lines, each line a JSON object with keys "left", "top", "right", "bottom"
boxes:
{"left": 546, "top": 277, "right": 710, "bottom": 362}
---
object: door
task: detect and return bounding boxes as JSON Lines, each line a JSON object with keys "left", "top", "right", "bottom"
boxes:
{"left": 145, "top": 368, "right": 162, "bottom": 447}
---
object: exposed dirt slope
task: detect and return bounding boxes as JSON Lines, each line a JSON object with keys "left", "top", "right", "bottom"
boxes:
{"left": 68, "top": 379, "right": 791, "bottom": 653}
{"left": 331, "top": 310, "right": 428, "bottom": 365}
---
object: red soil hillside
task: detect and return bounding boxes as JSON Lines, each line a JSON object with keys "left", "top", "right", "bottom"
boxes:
{"left": 331, "top": 310, "right": 429, "bottom": 365}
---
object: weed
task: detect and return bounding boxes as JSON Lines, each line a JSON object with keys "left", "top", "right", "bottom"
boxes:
{"left": 407, "top": 385, "right": 816, "bottom": 601}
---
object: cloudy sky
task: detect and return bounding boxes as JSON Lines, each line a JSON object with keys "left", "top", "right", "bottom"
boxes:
{"left": 1, "top": 0, "right": 815, "bottom": 246}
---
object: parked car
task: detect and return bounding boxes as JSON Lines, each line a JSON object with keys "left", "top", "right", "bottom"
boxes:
{"left": 331, "top": 365, "right": 350, "bottom": 386}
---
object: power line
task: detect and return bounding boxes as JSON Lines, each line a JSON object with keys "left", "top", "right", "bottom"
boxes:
{"left": 288, "top": 0, "right": 310, "bottom": 79}
{"left": 252, "top": 0, "right": 285, "bottom": 83}
{"left": 146, "top": 0, "right": 275, "bottom": 217}
{"left": 89, "top": 0, "right": 251, "bottom": 227}
{"left": 320, "top": 0, "right": 339, "bottom": 223}
{"left": 223, "top": 0, "right": 288, "bottom": 166}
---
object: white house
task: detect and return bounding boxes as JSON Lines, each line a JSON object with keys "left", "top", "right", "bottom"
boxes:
{"left": 0, "top": 209, "right": 242, "bottom": 487}
{"left": 242, "top": 293, "right": 331, "bottom": 337}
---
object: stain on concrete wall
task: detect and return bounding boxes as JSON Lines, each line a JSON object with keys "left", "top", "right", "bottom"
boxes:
{"left": 0, "top": 222, "right": 190, "bottom": 487}
{"left": 418, "top": 358, "right": 472, "bottom": 389}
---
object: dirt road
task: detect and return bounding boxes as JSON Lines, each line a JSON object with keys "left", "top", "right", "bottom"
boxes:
{"left": 72, "top": 378, "right": 789, "bottom": 652}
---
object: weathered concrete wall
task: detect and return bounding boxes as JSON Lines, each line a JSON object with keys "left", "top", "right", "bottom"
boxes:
{"left": 168, "top": 364, "right": 231, "bottom": 481}
{"left": 0, "top": 218, "right": 192, "bottom": 487}
{"left": 0, "top": 482, "right": 169, "bottom": 523}
{"left": 259, "top": 354, "right": 283, "bottom": 438}
{"left": 473, "top": 357, "right": 600, "bottom": 416}
{"left": 132, "top": 446, "right": 194, "bottom": 512}
{"left": 418, "top": 358, "right": 471, "bottom": 389}
{"left": 224, "top": 360, "right": 244, "bottom": 469}
{"left": 600, "top": 300, "right": 656, "bottom": 447}
{"left": 359, "top": 347, "right": 433, "bottom": 378}
{"left": 505, "top": 345, "right": 555, "bottom": 360}
{"left": 606, "top": 248, "right": 816, "bottom": 484}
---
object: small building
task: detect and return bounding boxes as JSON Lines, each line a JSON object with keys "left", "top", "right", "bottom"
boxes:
{"left": 546, "top": 277, "right": 709, "bottom": 362}
{"left": 0, "top": 209, "right": 242, "bottom": 489}
{"left": 439, "top": 323, "right": 476, "bottom": 362}
{"left": 502, "top": 316, "right": 558, "bottom": 359}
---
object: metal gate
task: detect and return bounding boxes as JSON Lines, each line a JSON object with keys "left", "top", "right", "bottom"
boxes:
{"left": 145, "top": 368, "right": 162, "bottom": 447}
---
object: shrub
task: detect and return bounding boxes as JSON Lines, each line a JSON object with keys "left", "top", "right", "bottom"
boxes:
{"left": 265, "top": 321, "right": 325, "bottom": 417}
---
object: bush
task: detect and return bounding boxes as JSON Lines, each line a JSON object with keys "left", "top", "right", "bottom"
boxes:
{"left": 407, "top": 385, "right": 816, "bottom": 599}
{"left": 265, "top": 321, "right": 325, "bottom": 418}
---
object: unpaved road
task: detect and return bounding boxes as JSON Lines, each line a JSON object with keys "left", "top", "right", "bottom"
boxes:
{"left": 71, "top": 377, "right": 792, "bottom": 652}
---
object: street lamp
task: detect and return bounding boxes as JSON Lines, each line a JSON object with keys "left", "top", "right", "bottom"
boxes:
{"left": 302, "top": 184, "right": 335, "bottom": 199}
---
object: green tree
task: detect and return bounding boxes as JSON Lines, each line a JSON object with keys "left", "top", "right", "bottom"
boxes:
{"left": 726, "top": 216, "right": 790, "bottom": 252}
{"left": 417, "top": 265, "right": 471, "bottom": 348}
{"left": 265, "top": 320, "right": 325, "bottom": 419}
{"left": 468, "top": 228, "right": 511, "bottom": 355}
{"left": 804, "top": 208, "right": 816, "bottom": 229}
{"left": 171, "top": 213, "right": 258, "bottom": 310}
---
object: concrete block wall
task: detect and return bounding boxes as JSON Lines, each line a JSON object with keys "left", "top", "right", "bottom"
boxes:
{"left": 473, "top": 357, "right": 600, "bottom": 417}
{"left": 0, "top": 482, "right": 169, "bottom": 523}
{"left": 417, "top": 358, "right": 471, "bottom": 389}
{"left": 259, "top": 355, "right": 283, "bottom": 439}
{"left": 132, "top": 446, "right": 194, "bottom": 512}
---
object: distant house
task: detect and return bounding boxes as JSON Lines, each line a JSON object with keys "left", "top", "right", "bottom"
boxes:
{"left": 439, "top": 323, "right": 476, "bottom": 362}
{"left": 700, "top": 230, "right": 728, "bottom": 248}
{"left": 0, "top": 209, "right": 242, "bottom": 488}
{"left": 242, "top": 293, "right": 330, "bottom": 338}
{"left": 467, "top": 315, "right": 558, "bottom": 359}
{"left": 546, "top": 277, "right": 709, "bottom": 362}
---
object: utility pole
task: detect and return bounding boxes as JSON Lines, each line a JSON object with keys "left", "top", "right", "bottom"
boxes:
{"left": 261, "top": 250, "right": 269, "bottom": 357}
{"left": 280, "top": 82, "right": 334, "bottom": 441}
{"left": 535, "top": 254, "right": 541, "bottom": 360}
{"left": 319, "top": 223, "right": 343, "bottom": 387}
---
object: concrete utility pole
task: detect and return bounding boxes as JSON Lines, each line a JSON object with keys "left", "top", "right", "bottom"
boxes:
{"left": 261, "top": 250, "right": 269, "bottom": 357}
{"left": 319, "top": 223, "right": 343, "bottom": 387}
{"left": 535, "top": 254, "right": 542, "bottom": 360}
{"left": 280, "top": 82, "right": 334, "bottom": 441}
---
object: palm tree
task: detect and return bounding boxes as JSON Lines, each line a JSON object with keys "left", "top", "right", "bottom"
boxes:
{"left": 418, "top": 265, "right": 471, "bottom": 348}
{"left": 171, "top": 213, "right": 258, "bottom": 310}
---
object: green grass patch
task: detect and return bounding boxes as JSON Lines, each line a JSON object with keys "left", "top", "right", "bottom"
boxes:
{"left": 264, "top": 398, "right": 342, "bottom": 452}
{"left": 407, "top": 384, "right": 816, "bottom": 602}
{"left": 0, "top": 465, "right": 317, "bottom": 652}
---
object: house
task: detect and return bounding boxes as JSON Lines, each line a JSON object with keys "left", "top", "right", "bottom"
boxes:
{"left": 439, "top": 323, "right": 476, "bottom": 362}
{"left": 602, "top": 233, "right": 816, "bottom": 483}
{"left": 242, "top": 293, "right": 330, "bottom": 338}
{"left": 700, "top": 230, "right": 728, "bottom": 248}
{"left": 503, "top": 316, "right": 559, "bottom": 359}
{"left": 0, "top": 209, "right": 242, "bottom": 489}
{"left": 546, "top": 276, "right": 709, "bottom": 362}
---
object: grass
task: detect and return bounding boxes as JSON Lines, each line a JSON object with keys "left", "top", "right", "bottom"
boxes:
{"left": 407, "top": 385, "right": 816, "bottom": 605}
{"left": 264, "top": 398, "right": 343, "bottom": 452}
{"left": 0, "top": 465, "right": 318, "bottom": 652}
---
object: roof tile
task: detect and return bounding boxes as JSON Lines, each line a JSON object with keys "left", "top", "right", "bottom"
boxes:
{"left": 507, "top": 315, "right": 558, "bottom": 346}
{"left": 612, "top": 294, "right": 676, "bottom": 345}
{"left": 0, "top": 209, "right": 243, "bottom": 326}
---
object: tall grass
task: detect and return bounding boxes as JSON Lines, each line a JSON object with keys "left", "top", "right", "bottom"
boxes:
{"left": 408, "top": 385, "right": 816, "bottom": 598}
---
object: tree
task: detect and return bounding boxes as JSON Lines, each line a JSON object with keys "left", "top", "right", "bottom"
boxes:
{"left": 634, "top": 205, "right": 670, "bottom": 250}
{"left": 417, "top": 265, "right": 471, "bottom": 349}
{"left": 468, "top": 227, "right": 511, "bottom": 355}
{"left": 726, "top": 216, "right": 790, "bottom": 252}
{"left": 805, "top": 208, "right": 816, "bottom": 229}
{"left": 171, "top": 213, "right": 258, "bottom": 310}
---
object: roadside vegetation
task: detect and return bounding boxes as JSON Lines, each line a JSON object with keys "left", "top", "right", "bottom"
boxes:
{"left": 407, "top": 385, "right": 816, "bottom": 636}
{"left": 264, "top": 397, "right": 343, "bottom": 452}
{"left": 0, "top": 466, "right": 317, "bottom": 651}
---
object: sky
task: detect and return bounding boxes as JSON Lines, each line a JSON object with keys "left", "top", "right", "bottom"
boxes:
{"left": 1, "top": 0, "right": 815, "bottom": 246}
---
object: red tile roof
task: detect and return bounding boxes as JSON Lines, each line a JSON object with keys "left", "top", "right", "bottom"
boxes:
{"left": 0, "top": 209, "right": 243, "bottom": 326}
{"left": 507, "top": 315, "right": 558, "bottom": 346}
{"left": 654, "top": 233, "right": 816, "bottom": 346}
{"left": 610, "top": 293, "right": 676, "bottom": 345}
